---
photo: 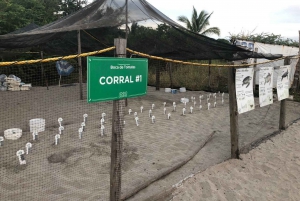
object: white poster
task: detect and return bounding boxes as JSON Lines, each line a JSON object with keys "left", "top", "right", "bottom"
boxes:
{"left": 259, "top": 67, "right": 274, "bottom": 107}
{"left": 276, "top": 65, "right": 290, "bottom": 101}
{"left": 236, "top": 67, "right": 255, "bottom": 114}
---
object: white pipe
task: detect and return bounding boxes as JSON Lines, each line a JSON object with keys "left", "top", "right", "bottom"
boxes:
{"left": 83, "top": 114, "right": 88, "bottom": 124}
{"left": 16, "top": 150, "right": 26, "bottom": 165}
{"left": 100, "top": 118, "right": 105, "bottom": 125}
{"left": 222, "top": 92, "right": 224, "bottom": 97}
{"left": 25, "top": 142, "right": 32, "bottom": 155}
{"left": 135, "top": 117, "right": 139, "bottom": 126}
{"left": 101, "top": 125, "right": 105, "bottom": 136}
{"left": 164, "top": 107, "right": 166, "bottom": 114}
{"left": 55, "top": 134, "right": 60, "bottom": 145}
{"left": 184, "top": 101, "right": 187, "bottom": 108}
{"left": 128, "top": 109, "right": 132, "bottom": 115}
{"left": 59, "top": 126, "right": 64, "bottom": 135}
{"left": 173, "top": 104, "right": 176, "bottom": 111}
{"left": 32, "top": 132, "right": 37, "bottom": 141}
{"left": 0, "top": 136, "right": 4, "bottom": 147}
{"left": 149, "top": 109, "right": 152, "bottom": 117}
{"left": 163, "top": 102, "right": 166, "bottom": 107}
{"left": 182, "top": 108, "right": 186, "bottom": 115}
{"left": 81, "top": 122, "right": 85, "bottom": 132}
{"left": 151, "top": 116, "right": 155, "bottom": 123}
{"left": 167, "top": 113, "right": 171, "bottom": 119}
{"left": 214, "top": 101, "right": 217, "bottom": 108}
{"left": 101, "top": 113, "right": 106, "bottom": 121}
{"left": 58, "top": 117, "right": 63, "bottom": 127}
{"left": 208, "top": 103, "right": 211, "bottom": 110}
{"left": 152, "top": 103, "right": 155, "bottom": 109}
{"left": 78, "top": 128, "right": 83, "bottom": 139}
{"left": 190, "top": 106, "right": 193, "bottom": 113}
{"left": 140, "top": 106, "right": 143, "bottom": 113}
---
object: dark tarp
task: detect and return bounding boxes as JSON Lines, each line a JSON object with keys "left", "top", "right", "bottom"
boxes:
{"left": 0, "top": 0, "right": 282, "bottom": 61}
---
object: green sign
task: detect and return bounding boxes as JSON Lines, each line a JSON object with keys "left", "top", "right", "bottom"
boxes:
{"left": 87, "top": 57, "right": 148, "bottom": 102}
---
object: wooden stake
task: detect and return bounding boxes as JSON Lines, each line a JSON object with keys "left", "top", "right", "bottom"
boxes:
{"left": 40, "top": 51, "right": 48, "bottom": 90}
{"left": 279, "top": 57, "right": 290, "bottom": 130}
{"left": 253, "top": 47, "right": 258, "bottom": 92}
{"left": 110, "top": 38, "right": 126, "bottom": 201}
{"left": 228, "top": 67, "right": 239, "bottom": 159}
{"left": 77, "top": 30, "right": 83, "bottom": 100}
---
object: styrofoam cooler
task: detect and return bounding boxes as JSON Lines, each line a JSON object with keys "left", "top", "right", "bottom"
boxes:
{"left": 4, "top": 128, "right": 22, "bottom": 140}
{"left": 30, "top": 118, "right": 45, "bottom": 133}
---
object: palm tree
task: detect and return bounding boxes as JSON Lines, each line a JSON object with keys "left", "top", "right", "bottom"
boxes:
{"left": 178, "top": 7, "right": 220, "bottom": 37}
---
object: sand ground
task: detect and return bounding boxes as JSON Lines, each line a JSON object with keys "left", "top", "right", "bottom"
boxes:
{"left": 0, "top": 85, "right": 300, "bottom": 201}
{"left": 171, "top": 120, "right": 300, "bottom": 201}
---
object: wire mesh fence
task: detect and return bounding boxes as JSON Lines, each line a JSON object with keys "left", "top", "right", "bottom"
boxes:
{"left": 0, "top": 52, "right": 300, "bottom": 201}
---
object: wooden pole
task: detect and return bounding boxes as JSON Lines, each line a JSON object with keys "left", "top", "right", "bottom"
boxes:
{"left": 208, "top": 60, "right": 211, "bottom": 89}
{"left": 228, "top": 67, "right": 239, "bottom": 159}
{"left": 155, "top": 62, "right": 160, "bottom": 90}
{"left": 168, "top": 62, "right": 173, "bottom": 89}
{"left": 110, "top": 38, "right": 126, "bottom": 201}
{"left": 77, "top": 30, "right": 83, "bottom": 100}
{"left": 253, "top": 47, "right": 258, "bottom": 92}
{"left": 125, "top": 0, "right": 128, "bottom": 39}
{"left": 40, "top": 51, "right": 49, "bottom": 90}
{"left": 279, "top": 57, "right": 291, "bottom": 130}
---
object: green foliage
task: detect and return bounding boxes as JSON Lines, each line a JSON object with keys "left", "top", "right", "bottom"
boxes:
{"left": 229, "top": 31, "right": 299, "bottom": 47}
{"left": 60, "top": 0, "right": 87, "bottom": 16}
{"left": 0, "top": 0, "right": 61, "bottom": 35}
{"left": 178, "top": 7, "right": 220, "bottom": 36}
{"left": 0, "top": 0, "right": 89, "bottom": 35}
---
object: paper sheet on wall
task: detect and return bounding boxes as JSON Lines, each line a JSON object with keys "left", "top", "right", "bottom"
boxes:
{"left": 259, "top": 67, "right": 274, "bottom": 107}
{"left": 236, "top": 67, "right": 255, "bottom": 114}
{"left": 276, "top": 65, "right": 290, "bottom": 101}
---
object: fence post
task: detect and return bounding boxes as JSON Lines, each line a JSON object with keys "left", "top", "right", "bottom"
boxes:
{"left": 155, "top": 62, "right": 160, "bottom": 90}
{"left": 253, "top": 47, "right": 258, "bottom": 92}
{"left": 228, "top": 67, "right": 239, "bottom": 159}
{"left": 110, "top": 38, "right": 126, "bottom": 201}
{"left": 279, "top": 57, "right": 291, "bottom": 130}
{"left": 77, "top": 30, "right": 83, "bottom": 100}
{"left": 40, "top": 51, "right": 49, "bottom": 90}
{"left": 208, "top": 60, "right": 211, "bottom": 89}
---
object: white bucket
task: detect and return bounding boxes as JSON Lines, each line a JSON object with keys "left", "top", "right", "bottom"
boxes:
{"left": 165, "top": 88, "right": 171, "bottom": 93}
{"left": 179, "top": 87, "right": 186, "bottom": 92}
{"left": 4, "top": 128, "right": 22, "bottom": 140}
{"left": 30, "top": 118, "right": 45, "bottom": 133}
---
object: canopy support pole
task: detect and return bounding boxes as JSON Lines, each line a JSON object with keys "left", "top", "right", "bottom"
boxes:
{"left": 228, "top": 67, "right": 239, "bottom": 159}
{"left": 110, "top": 38, "right": 126, "bottom": 201}
{"left": 78, "top": 30, "right": 83, "bottom": 100}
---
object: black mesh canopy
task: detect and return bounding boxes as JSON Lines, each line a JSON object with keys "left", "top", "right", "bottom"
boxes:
{"left": 0, "top": 0, "right": 282, "bottom": 61}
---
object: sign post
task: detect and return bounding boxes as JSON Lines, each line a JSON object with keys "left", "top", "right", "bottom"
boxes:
{"left": 86, "top": 38, "right": 148, "bottom": 201}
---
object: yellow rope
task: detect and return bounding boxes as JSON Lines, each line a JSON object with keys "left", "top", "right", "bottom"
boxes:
{"left": 0, "top": 46, "right": 116, "bottom": 67}
{"left": 127, "top": 48, "right": 300, "bottom": 68}
{"left": 1, "top": 46, "right": 299, "bottom": 68}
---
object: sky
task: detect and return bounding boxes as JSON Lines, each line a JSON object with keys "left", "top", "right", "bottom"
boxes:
{"left": 145, "top": 0, "right": 300, "bottom": 41}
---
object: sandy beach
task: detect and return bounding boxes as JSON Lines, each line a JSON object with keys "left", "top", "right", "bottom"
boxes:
{"left": 171, "top": 120, "right": 300, "bottom": 201}
{"left": 0, "top": 85, "right": 300, "bottom": 201}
